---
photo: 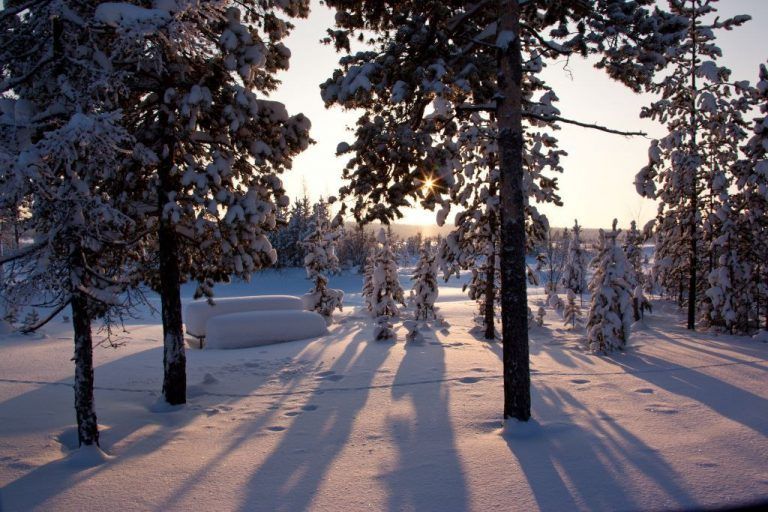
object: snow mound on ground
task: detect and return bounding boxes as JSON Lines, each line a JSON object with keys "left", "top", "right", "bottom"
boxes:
{"left": 65, "top": 445, "right": 113, "bottom": 468}
{"left": 205, "top": 310, "right": 327, "bottom": 349}
{"left": 753, "top": 330, "right": 768, "bottom": 343}
{"left": 184, "top": 295, "right": 304, "bottom": 337}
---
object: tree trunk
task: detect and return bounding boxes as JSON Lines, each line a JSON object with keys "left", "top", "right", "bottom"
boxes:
{"left": 71, "top": 290, "right": 99, "bottom": 446}
{"left": 687, "top": 4, "right": 699, "bottom": 331}
{"left": 484, "top": 255, "right": 496, "bottom": 340}
{"left": 158, "top": 110, "right": 186, "bottom": 405}
{"left": 497, "top": 0, "right": 530, "bottom": 421}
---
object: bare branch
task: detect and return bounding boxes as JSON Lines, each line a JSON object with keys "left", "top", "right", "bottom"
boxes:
{"left": 0, "top": 0, "right": 46, "bottom": 22}
{"left": 19, "top": 298, "right": 71, "bottom": 334}
{"left": 524, "top": 113, "right": 648, "bottom": 137}
{"left": 0, "top": 242, "right": 45, "bottom": 265}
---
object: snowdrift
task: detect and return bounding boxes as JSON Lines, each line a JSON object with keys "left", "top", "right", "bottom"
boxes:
{"left": 205, "top": 310, "right": 327, "bottom": 349}
{"left": 184, "top": 295, "right": 304, "bottom": 338}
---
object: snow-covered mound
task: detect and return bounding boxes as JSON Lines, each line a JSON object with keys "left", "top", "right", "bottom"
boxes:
{"left": 184, "top": 295, "right": 304, "bottom": 338}
{"left": 205, "top": 310, "right": 327, "bottom": 349}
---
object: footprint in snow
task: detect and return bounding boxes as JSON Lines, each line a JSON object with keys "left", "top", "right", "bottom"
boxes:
{"left": 317, "top": 372, "right": 344, "bottom": 382}
{"left": 645, "top": 404, "right": 679, "bottom": 414}
{"left": 634, "top": 388, "right": 655, "bottom": 394}
{"left": 284, "top": 411, "right": 301, "bottom": 417}
{"left": 266, "top": 426, "right": 286, "bottom": 432}
{"left": 458, "top": 377, "right": 480, "bottom": 384}
{"left": 301, "top": 405, "right": 318, "bottom": 411}
{"left": 570, "top": 379, "right": 590, "bottom": 384}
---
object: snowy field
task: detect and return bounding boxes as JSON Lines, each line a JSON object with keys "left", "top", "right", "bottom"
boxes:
{"left": 1, "top": 268, "right": 767, "bottom": 512}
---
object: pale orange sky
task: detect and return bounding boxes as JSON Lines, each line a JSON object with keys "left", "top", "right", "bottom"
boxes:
{"left": 271, "top": 0, "right": 768, "bottom": 229}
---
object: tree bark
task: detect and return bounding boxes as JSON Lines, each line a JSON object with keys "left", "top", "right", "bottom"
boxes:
{"left": 484, "top": 254, "right": 496, "bottom": 340}
{"left": 687, "top": 2, "right": 699, "bottom": 331}
{"left": 158, "top": 110, "right": 186, "bottom": 405}
{"left": 71, "top": 289, "right": 99, "bottom": 446}
{"left": 497, "top": 0, "right": 530, "bottom": 421}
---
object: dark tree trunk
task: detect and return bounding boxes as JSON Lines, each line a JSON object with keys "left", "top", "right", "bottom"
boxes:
{"left": 687, "top": 4, "right": 699, "bottom": 331}
{"left": 158, "top": 109, "right": 186, "bottom": 405}
{"left": 71, "top": 290, "right": 99, "bottom": 446}
{"left": 497, "top": 0, "right": 530, "bottom": 421}
{"left": 484, "top": 255, "right": 496, "bottom": 340}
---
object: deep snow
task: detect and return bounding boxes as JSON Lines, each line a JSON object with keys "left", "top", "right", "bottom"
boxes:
{"left": 0, "top": 267, "right": 766, "bottom": 511}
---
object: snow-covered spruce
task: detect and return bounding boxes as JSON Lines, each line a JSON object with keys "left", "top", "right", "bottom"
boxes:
{"left": 370, "top": 228, "right": 405, "bottom": 340}
{"left": 623, "top": 220, "right": 645, "bottom": 288}
{"left": 738, "top": 62, "right": 768, "bottom": 332}
{"left": 561, "top": 219, "right": 589, "bottom": 303}
{"left": 361, "top": 250, "right": 375, "bottom": 313}
{"left": 302, "top": 200, "right": 343, "bottom": 324}
{"left": 586, "top": 220, "right": 635, "bottom": 354}
{"left": 563, "top": 290, "right": 582, "bottom": 329}
{"left": 410, "top": 243, "right": 439, "bottom": 321}
{"left": 634, "top": 0, "right": 753, "bottom": 329}
{"left": 95, "top": 0, "right": 312, "bottom": 404}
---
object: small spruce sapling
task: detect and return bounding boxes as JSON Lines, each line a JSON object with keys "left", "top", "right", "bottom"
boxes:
{"left": 563, "top": 290, "right": 582, "bottom": 329}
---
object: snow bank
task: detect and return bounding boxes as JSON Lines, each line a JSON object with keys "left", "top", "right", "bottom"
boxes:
{"left": 205, "top": 310, "right": 327, "bottom": 349}
{"left": 184, "top": 295, "right": 304, "bottom": 338}
{"left": 753, "top": 330, "right": 768, "bottom": 343}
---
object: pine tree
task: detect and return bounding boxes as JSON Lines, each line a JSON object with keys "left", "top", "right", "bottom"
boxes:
{"left": 739, "top": 63, "right": 768, "bottom": 331}
{"left": 586, "top": 220, "right": 634, "bottom": 353}
{"left": 97, "top": 1, "right": 312, "bottom": 404}
{"left": 322, "top": 0, "right": 678, "bottom": 421}
{"left": 634, "top": 0, "right": 752, "bottom": 330}
{"left": 302, "top": 201, "right": 343, "bottom": 324}
{"left": 411, "top": 243, "right": 439, "bottom": 321}
{"left": 371, "top": 228, "right": 405, "bottom": 340}
{"left": 0, "top": 1, "right": 150, "bottom": 445}
{"left": 561, "top": 219, "right": 589, "bottom": 305}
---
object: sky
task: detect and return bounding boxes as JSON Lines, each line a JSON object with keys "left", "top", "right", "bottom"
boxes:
{"left": 270, "top": 0, "right": 768, "bottom": 229}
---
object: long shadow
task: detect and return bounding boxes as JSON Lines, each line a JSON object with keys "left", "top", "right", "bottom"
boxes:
{"left": 234, "top": 327, "right": 392, "bottom": 512}
{"left": 505, "top": 384, "right": 698, "bottom": 511}
{"left": 382, "top": 338, "right": 469, "bottom": 512}
{"left": 612, "top": 351, "right": 768, "bottom": 437}
{"left": 0, "top": 321, "right": 335, "bottom": 512}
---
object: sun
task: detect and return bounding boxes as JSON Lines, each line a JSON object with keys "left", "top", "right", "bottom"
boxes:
{"left": 422, "top": 177, "right": 435, "bottom": 192}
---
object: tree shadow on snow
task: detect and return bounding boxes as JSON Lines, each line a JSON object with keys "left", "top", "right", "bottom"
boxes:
{"left": 381, "top": 338, "right": 469, "bottom": 512}
{"left": 504, "top": 384, "right": 699, "bottom": 511}
{"left": 0, "top": 323, "right": 339, "bottom": 511}
{"left": 226, "top": 325, "right": 393, "bottom": 512}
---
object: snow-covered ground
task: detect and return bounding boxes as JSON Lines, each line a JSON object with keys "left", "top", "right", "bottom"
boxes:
{"left": 1, "top": 268, "right": 767, "bottom": 511}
